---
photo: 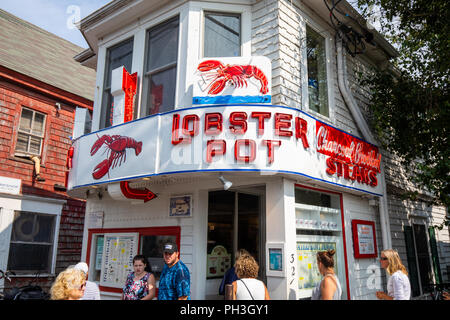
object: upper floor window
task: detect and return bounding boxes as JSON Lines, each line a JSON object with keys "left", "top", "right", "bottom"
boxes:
{"left": 204, "top": 12, "right": 241, "bottom": 57}
{"left": 306, "top": 25, "right": 329, "bottom": 118}
{"left": 100, "top": 38, "right": 134, "bottom": 129}
{"left": 15, "top": 107, "right": 46, "bottom": 156}
{"left": 142, "top": 16, "right": 179, "bottom": 116}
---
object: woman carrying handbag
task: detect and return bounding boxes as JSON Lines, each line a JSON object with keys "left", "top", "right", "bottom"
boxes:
{"left": 231, "top": 253, "right": 270, "bottom": 300}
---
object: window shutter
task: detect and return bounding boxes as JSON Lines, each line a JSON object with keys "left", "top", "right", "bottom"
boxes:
{"left": 404, "top": 226, "right": 420, "bottom": 296}
{"left": 428, "top": 227, "right": 442, "bottom": 284}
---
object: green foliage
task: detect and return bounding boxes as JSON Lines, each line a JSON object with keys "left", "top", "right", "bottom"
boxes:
{"left": 355, "top": 0, "right": 450, "bottom": 222}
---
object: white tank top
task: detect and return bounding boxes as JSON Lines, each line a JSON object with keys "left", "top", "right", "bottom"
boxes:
{"left": 236, "top": 278, "right": 266, "bottom": 300}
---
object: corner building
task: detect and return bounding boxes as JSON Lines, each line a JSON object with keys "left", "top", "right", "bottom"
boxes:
{"left": 69, "top": 0, "right": 449, "bottom": 299}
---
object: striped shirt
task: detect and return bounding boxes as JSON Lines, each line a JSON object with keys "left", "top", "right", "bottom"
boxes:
{"left": 82, "top": 281, "right": 101, "bottom": 300}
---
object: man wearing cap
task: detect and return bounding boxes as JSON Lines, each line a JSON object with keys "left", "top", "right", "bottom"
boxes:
{"left": 73, "top": 262, "right": 101, "bottom": 300}
{"left": 157, "top": 242, "right": 191, "bottom": 300}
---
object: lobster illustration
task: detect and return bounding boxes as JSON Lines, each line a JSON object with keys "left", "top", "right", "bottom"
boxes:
{"left": 197, "top": 60, "right": 269, "bottom": 95}
{"left": 90, "top": 134, "right": 143, "bottom": 179}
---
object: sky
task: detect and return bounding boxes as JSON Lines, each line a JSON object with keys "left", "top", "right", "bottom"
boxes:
{"left": 0, "top": 0, "right": 111, "bottom": 48}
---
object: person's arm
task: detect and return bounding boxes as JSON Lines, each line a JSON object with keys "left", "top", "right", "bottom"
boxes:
{"left": 141, "top": 274, "right": 156, "bottom": 300}
{"left": 321, "top": 276, "right": 337, "bottom": 300}
{"left": 232, "top": 281, "right": 237, "bottom": 300}
{"left": 178, "top": 296, "right": 188, "bottom": 300}
{"left": 375, "top": 291, "right": 393, "bottom": 300}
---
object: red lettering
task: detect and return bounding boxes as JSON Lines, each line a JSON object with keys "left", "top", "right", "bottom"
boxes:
{"left": 326, "top": 157, "right": 336, "bottom": 175}
{"left": 295, "top": 117, "right": 309, "bottom": 149}
{"left": 275, "top": 113, "right": 293, "bottom": 137}
{"left": 251, "top": 112, "right": 271, "bottom": 136}
{"left": 206, "top": 140, "right": 226, "bottom": 163}
{"left": 205, "top": 113, "right": 223, "bottom": 135}
{"left": 351, "top": 165, "right": 362, "bottom": 182}
{"left": 360, "top": 167, "right": 369, "bottom": 185}
{"left": 343, "top": 163, "right": 353, "bottom": 180}
{"left": 262, "top": 140, "right": 281, "bottom": 164}
{"left": 229, "top": 112, "right": 248, "bottom": 135}
{"left": 235, "top": 139, "right": 256, "bottom": 163}
{"left": 369, "top": 170, "right": 378, "bottom": 186}
{"left": 172, "top": 114, "right": 188, "bottom": 145}
{"left": 182, "top": 114, "right": 199, "bottom": 138}
{"left": 335, "top": 159, "right": 343, "bottom": 177}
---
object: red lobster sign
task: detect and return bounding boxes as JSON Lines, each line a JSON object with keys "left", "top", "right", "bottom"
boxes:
{"left": 90, "top": 134, "right": 142, "bottom": 179}
{"left": 197, "top": 60, "right": 269, "bottom": 95}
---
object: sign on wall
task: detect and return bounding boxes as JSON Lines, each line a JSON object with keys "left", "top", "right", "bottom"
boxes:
{"left": 193, "top": 56, "right": 272, "bottom": 105}
{"left": 0, "top": 176, "right": 21, "bottom": 195}
{"left": 351, "top": 220, "right": 377, "bottom": 259}
{"left": 68, "top": 105, "right": 383, "bottom": 197}
{"left": 100, "top": 233, "right": 138, "bottom": 288}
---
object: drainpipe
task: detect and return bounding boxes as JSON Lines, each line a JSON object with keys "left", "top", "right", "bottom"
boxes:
{"left": 336, "top": 38, "right": 392, "bottom": 250}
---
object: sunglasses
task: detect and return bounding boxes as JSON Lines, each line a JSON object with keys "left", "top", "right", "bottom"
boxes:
{"left": 380, "top": 257, "right": 388, "bottom": 261}
{"left": 79, "top": 282, "right": 86, "bottom": 290}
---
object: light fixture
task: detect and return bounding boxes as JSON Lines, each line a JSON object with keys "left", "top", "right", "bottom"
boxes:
{"left": 219, "top": 175, "right": 232, "bottom": 190}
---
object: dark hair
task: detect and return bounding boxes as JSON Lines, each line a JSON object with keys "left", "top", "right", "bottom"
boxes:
{"left": 317, "top": 250, "right": 336, "bottom": 269}
{"left": 133, "top": 254, "right": 152, "bottom": 273}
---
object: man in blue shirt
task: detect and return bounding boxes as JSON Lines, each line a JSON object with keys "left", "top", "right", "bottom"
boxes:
{"left": 158, "top": 242, "right": 190, "bottom": 300}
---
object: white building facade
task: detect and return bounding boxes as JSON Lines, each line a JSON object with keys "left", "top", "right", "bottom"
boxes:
{"left": 69, "top": 0, "right": 449, "bottom": 300}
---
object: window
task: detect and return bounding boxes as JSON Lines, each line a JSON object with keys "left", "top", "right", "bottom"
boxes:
{"left": 404, "top": 224, "right": 434, "bottom": 296}
{"left": 294, "top": 185, "right": 347, "bottom": 300}
{"left": 101, "top": 38, "right": 134, "bottom": 129}
{"left": 8, "top": 211, "right": 56, "bottom": 274}
{"left": 87, "top": 227, "right": 180, "bottom": 291}
{"left": 306, "top": 25, "right": 329, "bottom": 117}
{"left": 142, "top": 17, "right": 179, "bottom": 116}
{"left": 204, "top": 12, "right": 241, "bottom": 57}
{"left": 15, "top": 107, "right": 46, "bottom": 156}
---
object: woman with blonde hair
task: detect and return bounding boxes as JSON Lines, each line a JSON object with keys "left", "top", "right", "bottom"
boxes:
{"left": 311, "top": 249, "right": 342, "bottom": 300}
{"left": 232, "top": 254, "right": 270, "bottom": 300}
{"left": 376, "top": 249, "right": 411, "bottom": 300}
{"left": 50, "top": 268, "right": 86, "bottom": 300}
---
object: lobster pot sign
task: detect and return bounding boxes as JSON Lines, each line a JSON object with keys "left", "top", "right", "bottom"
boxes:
{"left": 193, "top": 56, "right": 272, "bottom": 105}
{"left": 68, "top": 116, "right": 158, "bottom": 189}
{"left": 68, "top": 104, "right": 383, "bottom": 197}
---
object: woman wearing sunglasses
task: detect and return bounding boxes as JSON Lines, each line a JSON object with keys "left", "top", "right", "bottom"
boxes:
{"left": 376, "top": 249, "right": 411, "bottom": 300}
{"left": 50, "top": 268, "right": 86, "bottom": 300}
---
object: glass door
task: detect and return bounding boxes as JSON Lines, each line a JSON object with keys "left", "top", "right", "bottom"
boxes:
{"left": 206, "top": 187, "right": 265, "bottom": 299}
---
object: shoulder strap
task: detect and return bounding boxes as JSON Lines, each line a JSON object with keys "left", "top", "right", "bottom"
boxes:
{"left": 239, "top": 279, "right": 255, "bottom": 300}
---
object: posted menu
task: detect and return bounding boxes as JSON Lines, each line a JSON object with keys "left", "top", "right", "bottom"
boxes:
{"left": 100, "top": 233, "right": 138, "bottom": 288}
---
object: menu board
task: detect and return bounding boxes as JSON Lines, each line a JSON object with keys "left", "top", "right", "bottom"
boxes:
{"left": 297, "top": 242, "right": 336, "bottom": 292}
{"left": 100, "top": 233, "right": 138, "bottom": 288}
{"left": 356, "top": 224, "right": 375, "bottom": 254}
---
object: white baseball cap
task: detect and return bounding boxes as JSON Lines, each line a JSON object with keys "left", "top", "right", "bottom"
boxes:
{"left": 74, "top": 262, "right": 89, "bottom": 274}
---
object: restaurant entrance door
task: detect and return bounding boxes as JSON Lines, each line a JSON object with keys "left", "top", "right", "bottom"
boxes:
{"left": 205, "top": 186, "right": 265, "bottom": 299}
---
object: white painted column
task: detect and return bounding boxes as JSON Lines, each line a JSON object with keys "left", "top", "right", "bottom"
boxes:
{"left": 265, "top": 177, "right": 297, "bottom": 300}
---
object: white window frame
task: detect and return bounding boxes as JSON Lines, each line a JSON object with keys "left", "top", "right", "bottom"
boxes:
{"left": 200, "top": 3, "right": 252, "bottom": 58}
{"left": 299, "top": 14, "right": 336, "bottom": 123}
{"left": 91, "top": 2, "right": 252, "bottom": 131}
{"left": 15, "top": 107, "right": 46, "bottom": 157}
{"left": 3, "top": 195, "right": 64, "bottom": 277}
{"left": 140, "top": 15, "right": 181, "bottom": 117}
